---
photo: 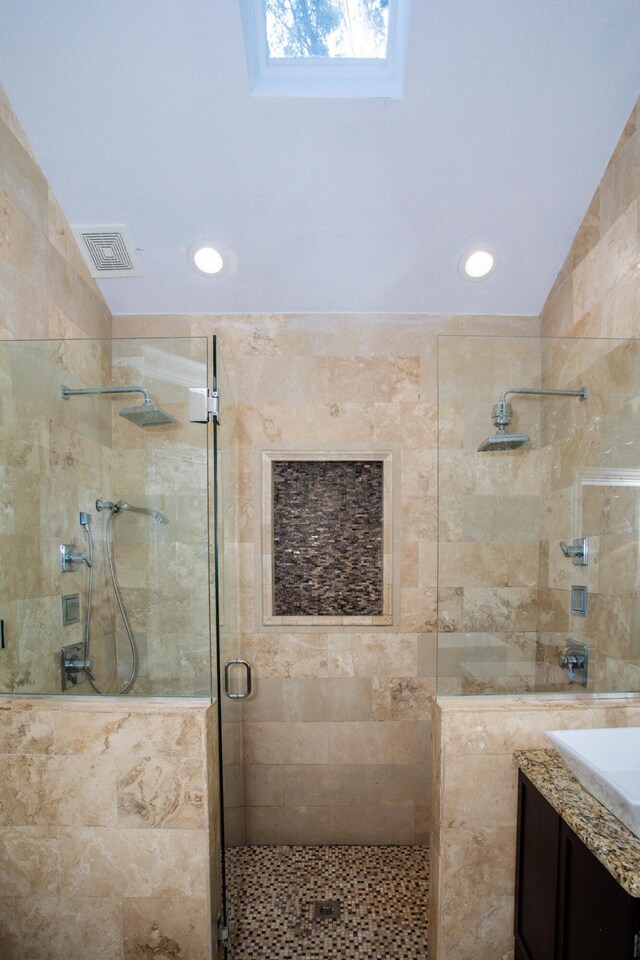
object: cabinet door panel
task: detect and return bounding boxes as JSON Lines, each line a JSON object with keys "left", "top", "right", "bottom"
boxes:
{"left": 515, "top": 774, "right": 560, "bottom": 960}
{"left": 557, "top": 821, "right": 634, "bottom": 960}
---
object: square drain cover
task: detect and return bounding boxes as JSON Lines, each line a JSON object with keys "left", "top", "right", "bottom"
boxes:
{"left": 314, "top": 900, "right": 341, "bottom": 921}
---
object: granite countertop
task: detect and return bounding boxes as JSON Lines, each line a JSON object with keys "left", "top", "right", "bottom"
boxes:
{"left": 514, "top": 748, "right": 640, "bottom": 899}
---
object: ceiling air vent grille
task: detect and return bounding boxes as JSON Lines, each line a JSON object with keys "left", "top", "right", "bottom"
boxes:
{"left": 71, "top": 224, "right": 141, "bottom": 278}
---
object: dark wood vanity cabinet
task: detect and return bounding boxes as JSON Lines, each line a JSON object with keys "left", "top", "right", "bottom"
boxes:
{"left": 515, "top": 771, "right": 640, "bottom": 960}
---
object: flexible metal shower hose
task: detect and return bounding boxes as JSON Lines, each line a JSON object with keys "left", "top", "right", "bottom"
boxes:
{"left": 83, "top": 509, "right": 138, "bottom": 695}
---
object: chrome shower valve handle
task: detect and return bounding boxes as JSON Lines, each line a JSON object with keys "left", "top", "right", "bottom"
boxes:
{"left": 559, "top": 537, "right": 588, "bottom": 566}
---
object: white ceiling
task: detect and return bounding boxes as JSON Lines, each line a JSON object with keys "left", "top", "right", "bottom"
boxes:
{"left": 1, "top": 1, "right": 639, "bottom": 317}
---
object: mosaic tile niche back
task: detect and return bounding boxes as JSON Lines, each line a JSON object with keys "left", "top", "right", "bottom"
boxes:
{"left": 272, "top": 460, "right": 383, "bottom": 617}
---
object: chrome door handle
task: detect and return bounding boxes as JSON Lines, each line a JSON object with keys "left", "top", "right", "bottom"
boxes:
{"left": 224, "top": 658, "right": 252, "bottom": 699}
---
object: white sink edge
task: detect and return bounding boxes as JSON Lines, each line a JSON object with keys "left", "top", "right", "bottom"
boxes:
{"left": 546, "top": 728, "right": 640, "bottom": 840}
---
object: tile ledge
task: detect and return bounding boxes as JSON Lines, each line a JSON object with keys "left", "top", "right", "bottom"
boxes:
{"left": 0, "top": 695, "right": 214, "bottom": 713}
{"left": 434, "top": 692, "right": 640, "bottom": 713}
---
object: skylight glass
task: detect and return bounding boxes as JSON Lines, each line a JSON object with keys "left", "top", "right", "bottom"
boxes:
{"left": 264, "top": 0, "right": 389, "bottom": 60}
{"left": 239, "top": 0, "right": 411, "bottom": 98}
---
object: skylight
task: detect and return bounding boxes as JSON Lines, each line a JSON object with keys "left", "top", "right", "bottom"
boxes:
{"left": 239, "top": 0, "right": 411, "bottom": 98}
{"left": 264, "top": 0, "right": 389, "bottom": 60}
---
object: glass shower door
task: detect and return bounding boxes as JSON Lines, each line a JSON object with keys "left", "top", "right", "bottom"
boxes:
{"left": 211, "top": 337, "right": 244, "bottom": 954}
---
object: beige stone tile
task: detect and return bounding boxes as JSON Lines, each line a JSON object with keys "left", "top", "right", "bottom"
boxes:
{"left": 327, "top": 803, "right": 415, "bottom": 844}
{"left": 371, "top": 677, "right": 434, "bottom": 720}
{"left": 0, "top": 703, "right": 54, "bottom": 754}
{"left": 438, "top": 541, "right": 509, "bottom": 587}
{"left": 442, "top": 754, "right": 517, "bottom": 829}
{"left": 52, "top": 711, "right": 206, "bottom": 758}
{"left": 243, "top": 721, "right": 329, "bottom": 765}
{"left": 0, "top": 755, "right": 117, "bottom": 827}
{"left": 0, "top": 90, "right": 39, "bottom": 160}
{"left": 284, "top": 762, "right": 421, "bottom": 807}
{"left": 46, "top": 242, "right": 112, "bottom": 339}
{"left": 242, "top": 677, "right": 285, "bottom": 721}
{"left": 241, "top": 634, "right": 328, "bottom": 679}
{"left": 414, "top": 803, "right": 430, "bottom": 845}
{"left": 59, "top": 826, "right": 208, "bottom": 898}
{"left": 573, "top": 200, "right": 638, "bottom": 323}
{"left": 244, "top": 805, "right": 331, "bottom": 845}
{"left": 0, "top": 188, "right": 48, "bottom": 290}
{"left": 0, "top": 895, "right": 123, "bottom": 960}
{"left": 417, "top": 633, "right": 437, "bottom": 678}
{"left": 0, "top": 255, "right": 48, "bottom": 338}
{"left": 440, "top": 701, "right": 600, "bottom": 754}
{"left": 116, "top": 756, "right": 206, "bottom": 829}
{"left": 600, "top": 127, "right": 640, "bottom": 233}
{"left": 326, "top": 633, "right": 416, "bottom": 677}
{"left": 123, "top": 897, "right": 210, "bottom": 960}
{"left": 400, "top": 586, "right": 437, "bottom": 633}
{"left": 327, "top": 720, "right": 416, "bottom": 764}
{"left": 440, "top": 826, "right": 516, "bottom": 899}
{"left": 0, "top": 118, "right": 48, "bottom": 232}
{"left": 244, "top": 764, "right": 286, "bottom": 806}
{"left": 0, "top": 826, "right": 60, "bottom": 896}
{"left": 439, "top": 893, "right": 514, "bottom": 960}
{"left": 283, "top": 678, "right": 372, "bottom": 721}
{"left": 327, "top": 356, "right": 420, "bottom": 403}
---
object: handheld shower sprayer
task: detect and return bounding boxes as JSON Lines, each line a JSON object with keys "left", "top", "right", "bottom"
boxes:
{"left": 96, "top": 499, "right": 167, "bottom": 524}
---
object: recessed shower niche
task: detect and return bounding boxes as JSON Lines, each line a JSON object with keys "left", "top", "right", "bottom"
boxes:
{"left": 261, "top": 450, "right": 393, "bottom": 625}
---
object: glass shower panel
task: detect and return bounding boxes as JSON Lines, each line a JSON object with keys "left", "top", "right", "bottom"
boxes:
{"left": 0, "top": 337, "right": 212, "bottom": 698}
{"left": 436, "top": 334, "right": 640, "bottom": 696}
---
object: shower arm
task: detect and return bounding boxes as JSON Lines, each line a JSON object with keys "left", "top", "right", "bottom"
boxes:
{"left": 498, "top": 386, "right": 587, "bottom": 404}
{"left": 61, "top": 385, "right": 153, "bottom": 403}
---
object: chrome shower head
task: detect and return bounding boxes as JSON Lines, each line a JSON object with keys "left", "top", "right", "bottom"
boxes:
{"left": 118, "top": 399, "right": 173, "bottom": 427}
{"left": 477, "top": 430, "right": 530, "bottom": 452}
{"left": 61, "top": 385, "right": 173, "bottom": 427}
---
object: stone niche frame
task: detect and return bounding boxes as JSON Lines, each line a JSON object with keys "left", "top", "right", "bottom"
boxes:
{"left": 261, "top": 450, "right": 394, "bottom": 626}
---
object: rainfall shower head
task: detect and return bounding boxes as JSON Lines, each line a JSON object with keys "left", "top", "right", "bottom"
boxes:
{"left": 477, "top": 429, "right": 531, "bottom": 452}
{"left": 118, "top": 400, "right": 173, "bottom": 427}
{"left": 477, "top": 385, "right": 587, "bottom": 452}
{"left": 61, "top": 385, "right": 173, "bottom": 427}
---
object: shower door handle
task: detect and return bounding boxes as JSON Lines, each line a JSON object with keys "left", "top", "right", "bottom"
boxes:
{"left": 224, "top": 658, "right": 252, "bottom": 699}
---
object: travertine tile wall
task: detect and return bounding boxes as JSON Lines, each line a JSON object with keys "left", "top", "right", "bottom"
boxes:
{"left": 537, "top": 96, "right": 640, "bottom": 693}
{"left": 114, "top": 312, "right": 539, "bottom": 844}
{"left": 109, "top": 336, "right": 212, "bottom": 696}
{"left": 430, "top": 96, "right": 640, "bottom": 960}
{"left": 0, "top": 85, "right": 116, "bottom": 695}
{"left": 0, "top": 696, "right": 218, "bottom": 960}
{"left": 437, "top": 333, "right": 542, "bottom": 694}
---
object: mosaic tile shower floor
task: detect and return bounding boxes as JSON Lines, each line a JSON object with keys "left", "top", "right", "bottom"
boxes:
{"left": 225, "top": 845, "right": 429, "bottom": 960}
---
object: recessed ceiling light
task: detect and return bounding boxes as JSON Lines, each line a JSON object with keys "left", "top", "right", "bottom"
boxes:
{"left": 188, "top": 242, "right": 225, "bottom": 276}
{"left": 460, "top": 248, "right": 495, "bottom": 280}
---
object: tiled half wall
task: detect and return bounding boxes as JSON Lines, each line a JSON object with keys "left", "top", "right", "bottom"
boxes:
{"left": 429, "top": 693, "right": 640, "bottom": 960}
{"left": 0, "top": 697, "right": 220, "bottom": 960}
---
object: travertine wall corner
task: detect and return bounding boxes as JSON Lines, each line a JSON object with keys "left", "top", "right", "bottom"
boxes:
{"left": 0, "top": 84, "right": 112, "bottom": 342}
{"left": 540, "top": 95, "right": 639, "bottom": 343}
{"left": 0, "top": 697, "right": 219, "bottom": 960}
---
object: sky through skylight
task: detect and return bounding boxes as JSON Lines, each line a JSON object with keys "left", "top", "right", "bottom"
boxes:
{"left": 265, "top": 0, "right": 389, "bottom": 59}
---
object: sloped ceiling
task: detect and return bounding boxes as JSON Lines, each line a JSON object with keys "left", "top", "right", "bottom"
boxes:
{"left": 0, "top": 0, "right": 639, "bottom": 316}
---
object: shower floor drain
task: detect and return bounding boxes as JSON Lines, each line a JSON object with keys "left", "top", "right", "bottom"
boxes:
{"left": 314, "top": 900, "right": 341, "bottom": 921}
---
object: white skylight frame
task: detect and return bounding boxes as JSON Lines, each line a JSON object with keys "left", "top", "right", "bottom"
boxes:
{"left": 239, "top": 0, "right": 412, "bottom": 99}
